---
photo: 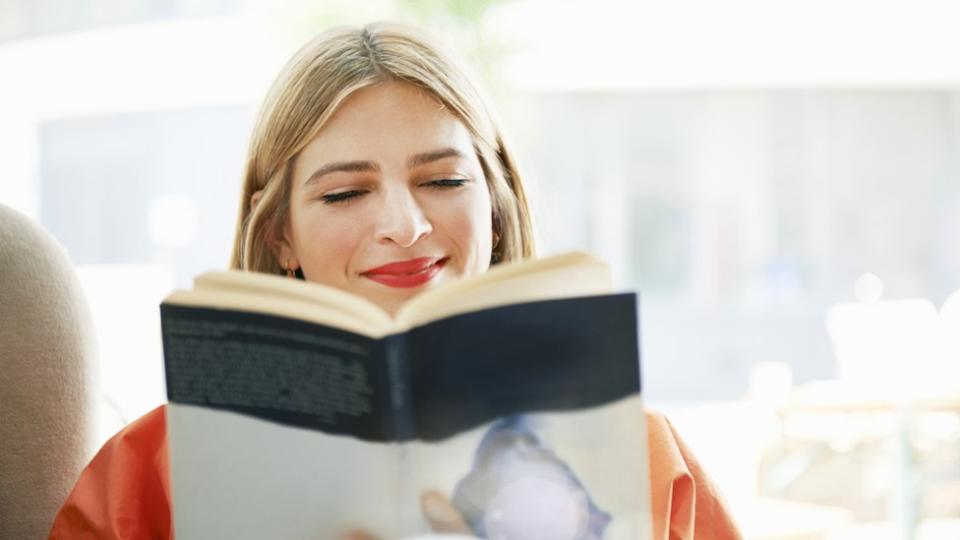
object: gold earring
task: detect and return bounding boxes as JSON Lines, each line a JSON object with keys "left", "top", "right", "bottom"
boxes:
{"left": 284, "top": 259, "right": 294, "bottom": 278}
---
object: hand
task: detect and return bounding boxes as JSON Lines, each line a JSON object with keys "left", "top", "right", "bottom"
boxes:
{"left": 341, "top": 490, "right": 474, "bottom": 540}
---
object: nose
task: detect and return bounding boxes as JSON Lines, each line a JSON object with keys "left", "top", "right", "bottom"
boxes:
{"left": 374, "top": 186, "right": 432, "bottom": 248}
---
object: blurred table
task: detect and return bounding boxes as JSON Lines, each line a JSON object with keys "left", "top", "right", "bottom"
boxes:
{"left": 778, "top": 381, "right": 960, "bottom": 540}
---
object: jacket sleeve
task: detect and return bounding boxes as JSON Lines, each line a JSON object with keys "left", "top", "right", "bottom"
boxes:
{"left": 646, "top": 410, "right": 743, "bottom": 540}
{"left": 48, "top": 406, "right": 172, "bottom": 540}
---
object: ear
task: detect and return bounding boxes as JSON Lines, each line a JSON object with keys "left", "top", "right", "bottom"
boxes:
{"left": 272, "top": 220, "right": 300, "bottom": 271}
{"left": 250, "top": 189, "right": 264, "bottom": 211}
{"left": 251, "top": 189, "right": 300, "bottom": 270}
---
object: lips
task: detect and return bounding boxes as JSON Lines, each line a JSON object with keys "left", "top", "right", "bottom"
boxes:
{"left": 361, "top": 257, "right": 448, "bottom": 288}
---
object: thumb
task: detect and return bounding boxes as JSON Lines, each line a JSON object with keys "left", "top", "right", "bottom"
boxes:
{"left": 420, "top": 490, "right": 472, "bottom": 534}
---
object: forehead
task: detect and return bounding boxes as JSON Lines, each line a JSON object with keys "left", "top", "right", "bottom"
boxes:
{"left": 300, "top": 81, "right": 476, "bottom": 164}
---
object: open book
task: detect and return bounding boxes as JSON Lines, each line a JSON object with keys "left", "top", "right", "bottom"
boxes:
{"left": 161, "top": 252, "right": 651, "bottom": 539}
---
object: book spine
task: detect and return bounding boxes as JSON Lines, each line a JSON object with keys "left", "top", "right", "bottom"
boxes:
{"left": 382, "top": 334, "right": 414, "bottom": 441}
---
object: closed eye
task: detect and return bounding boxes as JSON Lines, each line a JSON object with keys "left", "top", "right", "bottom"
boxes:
{"left": 321, "top": 190, "right": 366, "bottom": 205}
{"left": 424, "top": 178, "right": 468, "bottom": 189}
{"left": 321, "top": 179, "right": 466, "bottom": 205}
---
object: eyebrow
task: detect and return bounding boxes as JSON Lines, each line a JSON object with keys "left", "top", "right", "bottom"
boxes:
{"left": 303, "top": 147, "right": 468, "bottom": 186}
{"left": 303, "top": 160, "right": 379, "bottom": 186}
{"left": 407, "top": 147, "right": 467, "bottom": 168}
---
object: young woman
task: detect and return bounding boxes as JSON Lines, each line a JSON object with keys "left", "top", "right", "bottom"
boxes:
{"left": 49, "top": 23, "right": 741, "bottom": 540}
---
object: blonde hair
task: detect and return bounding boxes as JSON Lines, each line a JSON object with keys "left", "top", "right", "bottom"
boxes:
{"left": 229, "top": 22, "right": 536, "bottom": 275}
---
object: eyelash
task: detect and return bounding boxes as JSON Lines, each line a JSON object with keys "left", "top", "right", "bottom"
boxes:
{"left": 320, "top": 179, "right": 468, "bottom": 205}
{"left": 321, "top": 190, "right": 365, "bottom": 204}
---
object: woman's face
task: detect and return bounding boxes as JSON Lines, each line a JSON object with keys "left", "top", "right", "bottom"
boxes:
{"left": 278, "top": 80, "right": 494, "bottom": 315}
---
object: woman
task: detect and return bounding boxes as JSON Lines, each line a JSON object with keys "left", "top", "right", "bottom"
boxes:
{"left": 49, "top": 23, "right": 741, "bottom": 540}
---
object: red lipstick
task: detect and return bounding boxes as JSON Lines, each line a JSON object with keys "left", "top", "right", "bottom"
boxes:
{"left": 361, "top": 257, "right": 447, "bottom": 288}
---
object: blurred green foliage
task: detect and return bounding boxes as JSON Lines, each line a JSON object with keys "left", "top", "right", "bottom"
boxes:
{"left": 394, "top": 0, "right": 498, "bottom": 22}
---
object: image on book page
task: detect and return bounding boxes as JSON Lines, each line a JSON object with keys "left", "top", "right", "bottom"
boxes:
{"left": 412, "top": 396, "right": 651, "bottom": 540}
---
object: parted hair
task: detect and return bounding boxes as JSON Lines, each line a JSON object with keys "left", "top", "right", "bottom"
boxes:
{"left": 228, "top": 22, "right": 536, "bottom": 275}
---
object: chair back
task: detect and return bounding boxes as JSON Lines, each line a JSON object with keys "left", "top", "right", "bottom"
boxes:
{"left": 0, "top": 203, "right": 97, "bottom": 539}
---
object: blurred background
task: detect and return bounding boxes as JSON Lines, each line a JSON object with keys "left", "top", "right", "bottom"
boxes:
{"left": 1, "top": 0, "right": 959, "bottom": 538}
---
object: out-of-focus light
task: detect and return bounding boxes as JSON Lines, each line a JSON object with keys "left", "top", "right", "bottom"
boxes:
{"left": 748, "top": 361, "right": 793, "bottom": 406}
{"left": 493, "top": 0, "right": 960, "bottom": 91}
{"left": 942, "top": 289, "right": 960, "bottom": 366}
{"left": 75, "top": 263, "right": 174, "bottom": 449}
{"left": 942, "top": 289, "right": 960, "bottom": 322}
{"left": 148, "top": 195, "right": 197, "bottom": 248}
{"left": 854, "top": 273, "right": 883, "bottom": 303}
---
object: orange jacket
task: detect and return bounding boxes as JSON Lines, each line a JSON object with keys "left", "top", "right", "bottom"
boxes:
{"left": 49, "top": 406, "right": 741, "bottom": 540}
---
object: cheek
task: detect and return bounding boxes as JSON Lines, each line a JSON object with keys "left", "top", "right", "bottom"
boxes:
{"left": 432, "top": 188, "right": 493, "bottom": 258}
{"left": 293, "top": 209, "right": 365, "bottom": 279}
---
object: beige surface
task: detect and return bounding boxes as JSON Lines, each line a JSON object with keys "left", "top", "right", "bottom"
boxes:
{"left": 0, "top": 204, "right": 97, "bottom": 539}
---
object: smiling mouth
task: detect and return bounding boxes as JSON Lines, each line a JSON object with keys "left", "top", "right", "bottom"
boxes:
{"left": 361, "top": 257, "right": 449, "bottom": 288}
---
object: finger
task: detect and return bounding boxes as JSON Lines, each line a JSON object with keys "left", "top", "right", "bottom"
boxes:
{"left": 420, "top": 490, "right": 472, "bottom": 534}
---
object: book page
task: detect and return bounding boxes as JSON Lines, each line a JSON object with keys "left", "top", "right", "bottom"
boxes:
{"left": 165, "top": 284, "right": 390, "bottom": 338}
{"left": 167, "top": 252, "right": 609, "bottom": 335}
{"left": 191, "top": 270, "right": 393, "bottom": 335}
{"left": 395, "top": 252, "right": 612, "bottom": 329}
